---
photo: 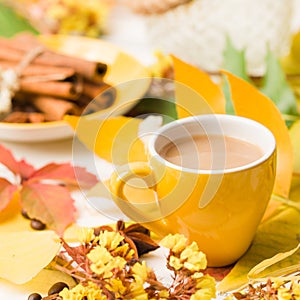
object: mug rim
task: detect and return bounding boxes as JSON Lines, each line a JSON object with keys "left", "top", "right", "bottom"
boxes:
{"left": 148, "top": 114, "right": 276, "bottom": 174}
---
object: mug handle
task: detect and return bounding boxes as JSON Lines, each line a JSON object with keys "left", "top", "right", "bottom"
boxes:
{"left": 110, "top": 162, "right": 157, "bottom": 200}
{"left": 109, "top": 162, "right": 170, "bottom": 235}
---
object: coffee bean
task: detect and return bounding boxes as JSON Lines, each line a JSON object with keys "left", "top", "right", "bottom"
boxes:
{"left": 30, "top": 219, "right": 46, "bottom": 230}
{"left": 21, "top": 208, "right": 30, "bottom": 219}
{"left": 27, "top": 293, "right": 42, "bottom": 300}
{"left": 48, "top": 282, "right": 69, "bottom": 295}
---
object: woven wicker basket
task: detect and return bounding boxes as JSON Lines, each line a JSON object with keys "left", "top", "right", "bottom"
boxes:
{"left": 123, "top": 0, "right": 293, "bottom": 76}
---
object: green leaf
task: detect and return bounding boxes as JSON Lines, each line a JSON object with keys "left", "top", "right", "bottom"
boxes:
{"left": 222, "top": 36, "right": 251, "bottom": 82}
{"left": 0, "top": 4, "right": 38, "bottom": 37}
{"left": 260, "top": 50, "right": 299, "bottom": 117}
{"left": 222, "top": 37, "right": 252, "bottom": 115}
{"left": 222, "top": 76, "right": 235, "bottom": 115}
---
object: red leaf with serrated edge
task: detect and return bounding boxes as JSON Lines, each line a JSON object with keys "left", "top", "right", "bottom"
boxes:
{"left": 0, "top": 145, "right": 36, "bottom": 180}
{"left": 0, "top": 144, "right": 20, "bottom": 174}
{"left": 29, "top": 163, "right": 97, "bottom": 188}
{"left": 18, "top": 159, "right": 36, "bottom": 181}
{"left": 0, "top": 179, "right": 18, "bottom": 211}
{"left": 73, "top": 166, "right": 98, "bottom": 188}
{"left": 20, "top": 182, "right": 77, "bottom": 236}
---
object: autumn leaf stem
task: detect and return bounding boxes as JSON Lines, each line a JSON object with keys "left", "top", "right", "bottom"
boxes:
{"left": 271, "top": 194, "right": 300, "bottom": 210}
{"left": 248, "top": 265, "right": 300, "bottom": 282}
{"left": 282, "top": 114, "right": 299, "bottom": 122}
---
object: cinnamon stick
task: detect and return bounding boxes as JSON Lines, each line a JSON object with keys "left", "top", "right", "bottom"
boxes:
{"left": 81, "top": 87, "right": 117, "bottom": 114}
{"left": 19, "top": 75, "right": 83, "bottom": 100}
{"left": 82, "top": 80, "right": 113, "bottom": 99}
{"left": 3, "top": 111, "right": 45, "bottom": 123}
{"left": 0, "top": 34, "right": 107, "bottom": 81}
{"left": 31, "top": 96, "right": 81, "bottom": 121}
{"left": 0, "top": 60, "right": 75, "bottom": 79}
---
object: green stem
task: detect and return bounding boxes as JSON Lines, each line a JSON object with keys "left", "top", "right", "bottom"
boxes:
{"left": 282, "top": 114, "right": 299, "bottom": 121}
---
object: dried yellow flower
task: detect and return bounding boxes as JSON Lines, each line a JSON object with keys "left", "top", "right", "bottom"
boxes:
{"left": 169, "top": 255, "right": 183, "bottom": 270}
{"left": 292, "top": 281, "right": 300, "bottom": 298}
{"left": 105, "top": 278, "right": 126, "bottom": 298}
{"left": 87, "top": 245, "right": 126, "bottom": 278}
{"left": 98, "top": 231, "right": 124, "bottom": 251}
{"left": 129, "top": 280, "right": 148, "bottom": 300}
{"left": 181, "top": 241, "right": 207, "bottom": 272}
{"left": 159, "top": 289, "right": 170, "bottom": 298}
{"left": 76, "top": 227, "right": 95, "bottom": 244}
{"left": 194, "top": 275, "right": 216, "bottom": 295}
{"left": 113, "top": 242, "right": 135, "bottom": 260}
{"left": 132, "top": 261, "right": 149, "bottom": 283}
{"left": 160, "top": 233, "right": 187, "bottom": 253}
{"left": 59, "top": 281, "right": 105, "bottom": 300}
{"left": 44, "top": 0, "right": 109, "bottom": 37}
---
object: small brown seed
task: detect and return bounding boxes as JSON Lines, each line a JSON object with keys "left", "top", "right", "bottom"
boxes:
{"left": 30, "top": 219, "right": 46, "bottom": 230}
{"left": 48, "top": 281, "right": 69, "bottom": 295}
{"left": 27, "top": 293, "right": 42, "bottom": 300}
{"left": 21, "top": 208, "right": 30, "bottom": 219}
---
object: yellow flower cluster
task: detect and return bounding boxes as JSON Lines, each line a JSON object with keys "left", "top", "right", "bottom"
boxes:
{"left": 160, "top": 233, "right": 216, "bottom": 300}
{"left": 46, "top": 0, "right": 109, "bottom": 37}
{"left": 82, "top": 230, "right": 135, "bottom": 278}
{"left": 59, "top": 281, "right": 105, "bottom": 300}
{"left": 13, "top": 0, "right": 111, "bottom": 37}
{"left": 76, "top": 227, "right": 95, "bottom": 244}
{"left": 56, "top": 228, "right": 217, "bottom": 300}
{"left": 160, "top": 233, "right": 207, "bottom": 271}
{"left": 87, "top": 245, "right": 127, "bottom": 278}
{"left": 225, "top": 278, "right": 300, "bottom": 300}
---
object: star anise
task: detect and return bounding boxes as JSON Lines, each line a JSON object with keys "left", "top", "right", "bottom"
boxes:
{"left": 94, "top": 220, "right": 159, "bottom": 258}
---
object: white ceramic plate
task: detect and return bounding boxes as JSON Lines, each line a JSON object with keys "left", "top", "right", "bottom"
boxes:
{"left": 0, "top": 35, "right": 151, "bottom": 142}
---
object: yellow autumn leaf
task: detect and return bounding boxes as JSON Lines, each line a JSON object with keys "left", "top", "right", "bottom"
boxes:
{"left": 222, "top": 71, "right": 293, "bottom": 199}
{"left": 171, "top": 55, "right": 226, "bottom": 118}
{"left": 289, "top": 120, "right": 300, "bottom": 175}
{"left": 65, "top": 115, "right": 146, "bottom": 165}
{"left": 281, "top": 31, "right": 300, "bottom": 75}
{"left": 217, "top": 207, "right": 300, "bottom": 293}
{"left": 0, "top": 269, "right": 76, "bottom": 298}
{"left": 0, "top": 230, "right": 61, "bottom": 284}
{"left": 247, "top": 243, "right": 300, "bottom": 280}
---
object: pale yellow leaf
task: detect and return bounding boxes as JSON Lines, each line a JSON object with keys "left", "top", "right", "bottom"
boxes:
{"left": 0, "top": 231, "right": 61, "bottom": 284}
{"left": 0, "top": 268, "right": 76, "bottom": 297}
{"left": 248, "top": 243, "right": 300, "bottom": 279}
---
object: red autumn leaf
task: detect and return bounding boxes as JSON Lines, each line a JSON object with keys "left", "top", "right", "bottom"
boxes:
{"left": 0, "top": 144, "right": 97, "bottom": 235}
{"left": 20, "top": 182, "right": 77, "bottom": 236}
{"left": 0, "top": 179, "right": 18, "bottom": 211}
{"left": 29, "top": 163, "right": 98, "bottom": 188}
{"left": 0, "top": 145, "right": 36, "bottom": 180}
{"left": 0, "top": 144, "right": 20, "bottom": 175}
{"left": 18, "top": 159, "right": 36, "bottom": 181}
{"left": 73, "top": 166, "right": 98, "bottom": 188}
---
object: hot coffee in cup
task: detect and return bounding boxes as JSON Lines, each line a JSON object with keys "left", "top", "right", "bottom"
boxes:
{"left": 159, "top": 134, "right": 263, "bottom": 170}
{"left": 109, "top": 114, "right": 276, "bottom": 266}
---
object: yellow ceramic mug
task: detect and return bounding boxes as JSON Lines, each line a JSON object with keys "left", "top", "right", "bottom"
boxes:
{"left": 109, "top": 114, "right": 276, "bottom": 267}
